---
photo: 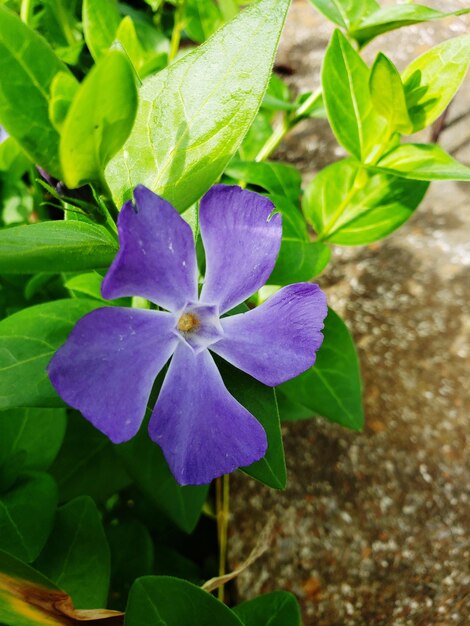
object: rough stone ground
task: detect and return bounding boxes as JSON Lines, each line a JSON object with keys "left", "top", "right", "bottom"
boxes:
{"left": 228, "top": 2, "right": 470, "bottom": 624}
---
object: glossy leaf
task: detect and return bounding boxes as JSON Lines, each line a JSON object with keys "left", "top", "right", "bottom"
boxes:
{"left": 219, "top": 361, "right": 286, "bottom": 490}
{"left": 48, "top": 72, "right": 79, "bottom": 133}
{"left": 106, "top": 0, "right": 291, "bottom": 211}
{"left": 0, "top": 6, "right": 73, "bottom": 178}
{"left": 0, "top": 221, "right": 118, "bottom": 274}
{"left": 322, "top": 30, "right": 386, "bottom": 161}
{"left": 350, "top": 5, "right": 470, "bottom": 48}
{"left": 303, "top": 159, "right": 429, "bottom": 245}
{"left": 225, "top": 160, "right": 301, "bottom": 203}
{"left": 125, "top": 576, "right": 244, "bottom": 626}
{"left": 377, "top": 144, "right": 470, "bottom": 182}
{"left": 83, "top": 0, "right": 121, "bottom": 61}
{"left": 0, "top": 408, "right": 66, "bottom": 482}
{"left": 0, "top": 299, "right": 101, "bottom": 409}
{"left": 35, "top": 496, "right": 110, "bottom": 609}
{"left": 118, "top": 427, "right": 209, "bottom": 533}
{"left": 234, "top": 591, "right": 301, "bottom": 626}
{"left": 0, "top": 473, "right": 57, "bottom": 562}
{"left": 369, "top": 53, "right": 412, "bottom": 133}
{"left": 280, "top": 308, "right": 364, "bottom": 430}
{"left": 308, "top": 0, "right": 378, "bottom": 29}
{"left": 268, "top": 240, "right": 331, "bottom": 283}
{"left": 402, "top": 35, "right": 470, "bottom": 132}
{"left": 60, "top": 50, "right": 138, "bottom": 189}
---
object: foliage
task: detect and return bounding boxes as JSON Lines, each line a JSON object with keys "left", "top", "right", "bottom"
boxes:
{"left": 0, "top": 0, "right": 468, "bottom": 622}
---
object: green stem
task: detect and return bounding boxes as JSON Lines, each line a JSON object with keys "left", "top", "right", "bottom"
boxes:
{"left": 169, "top": 0, "right": 186, "bottom": 63}
{"left": 56, "top": 0, "right": 76, "bottom": 46}
{"left": 255, "top": 115, "right": 290, "bottom": 162}
{"left": 216, "top": 474, "right": 230, "bottom": 603}
{"left": 20, "top": 0, "right": 33, "bottom": 24}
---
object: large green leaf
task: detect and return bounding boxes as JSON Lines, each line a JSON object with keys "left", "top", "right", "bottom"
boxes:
{"left": 50, "top": 411, "right": 130, "bottom": 503}
{"left": 35, "top": 496, "right": 110, "bottom": 609}
{"left": 369, "top": 53, "right": 412, "bottom": 134}
{"left": 225, "top": 160, "right": 302, "bottom": 203}
{"left": 0, "top": 6, "right": 73, "bottom": 178}
{"left": 83, "top": 0, "right": 121, "bottom": 61}
{"left": 303, "top": 159, "right": 428, "bottom": 245}
{"left": 377, "top": 144, "right": 470, "bottom": 182}
{"left": 308, "top": 0, "right": 378, "bottom": 29}
{"left": 268, "top": 240, "right": 331, "bottom": 283}
{"left": 60, "top": 50, "right": 138, "bottom": 189}
{"left": 0, "top": 299, "right": 101, "bottom": 409}
{"left": 106, "top": 0, "right": 291, "bottom": 211}
{"left": 125, "top": 576, "right": 243, "bottom": 626}
{"left": 350, "top": 5, "right": 470, "bottom": 48}
{"left": 233, "top": 591, "right": 301, "bottom": 626}
{"left": 402, "top": 35, "right": 470, "bottom": 132}
{"left": 219, "top": 361, "right": 286, "bottom": 490}
{"left": 0, "top": 408, "right": 66, "bottom": 484}
{"left": 280, "top": 308, "right": 364, "bottom": 430}
{"left": 117, "top": 427, "right": 209, "bottom": 533}
{"left": 0, "top": 473, "right": 57, "bottom": 563}
{"left": 322, "top": 30, "right": 386, "bottom": 161}
{"left": 0, "top": 221, "right": 118, "bottom": 274}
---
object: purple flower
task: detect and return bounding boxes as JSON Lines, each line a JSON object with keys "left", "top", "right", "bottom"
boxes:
{"left": 48, "top": 185, "right": 327, "bottom": 485}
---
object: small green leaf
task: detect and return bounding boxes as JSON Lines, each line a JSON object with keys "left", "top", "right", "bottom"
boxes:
{"left": 308, "top": 0, "right": 379, "bottom": 29}
{"left": 0, "top": 299, "right": 102, "bottom": 409}
{"left": 83, "top": 0, "right": 121, "bottom": 61}
{"left": 225, "top": 160, "right": 302, "bottom": 203}
{"left": 50, "top": 411, "right": 130, "bottom": 503}
{"left": 0, "top": 221, "right": 118, "bottom": 274}
{"left": 60, "top": 50, "right": 138, "bottom": 189}
{"left": 48, "top": 72, "right": 79, "bottom": 133}
{"left": 369, "top": 53, "right": 412, "bottom": 133}
{"left": 402, "top": 35, "right": 470, "bottom": 132}
{"left": 234, "top": 591, "right": 301, "bottom": 626}
{"left": 322, "top": 30, "right": 387, "bottom": 161}
{"left": 0, "top": 6, "right": 73, "bottom": 178}
{"left": 184, "top": 0, "right": 223, "bottom": 43}
{"left": 220, "top": 361, "right": 286, "bottom": 490}
{"left": 303, "top": 159, "right": 429, "bottom": 245}
{"left": 268, "top": 240, "right": 331, "bottom": 284}
{"left": 280, "top": 308, "right": 364, "bottom": 430}
{"left": 35, "top": 496, "right": 110, "bottom": 609}
{"left": 118, "top": 427, "right": 209, "bottom": 533}
{"left": 377, "top": 143, "right": 470, "bottom": 181}
{"left": 125, "top": 576, "right": 244, "bottom": 626}
{"left": 106, "top": 0, "right": 291, "bottom": 211}
{"left": 0, "top": 473, "right": 58, "bottom": 562}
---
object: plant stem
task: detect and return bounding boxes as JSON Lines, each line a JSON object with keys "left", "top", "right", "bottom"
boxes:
{"left": 216, "top": 474, "right": 230, "bottom": 603}
{"left": 169, "top": 0, "right": 186, "bottom": 63}
{"left": 20, "top": 0, "right": 33, "bottom": 24}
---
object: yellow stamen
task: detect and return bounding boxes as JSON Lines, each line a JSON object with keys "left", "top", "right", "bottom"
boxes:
{"left": 177, "top": 312, "right": 199, "bottom": 333}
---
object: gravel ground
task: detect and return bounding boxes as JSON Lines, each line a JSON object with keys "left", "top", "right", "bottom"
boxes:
{"left": 228, "top": 2, "right": 470, "bottom": 624}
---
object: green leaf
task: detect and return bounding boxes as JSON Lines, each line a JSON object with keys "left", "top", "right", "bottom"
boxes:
{"left": 369, "top": 53, "right": 412, "bottom": 134}
{"left": 219, "top": 361, "right": 286, "bottom": 490}
{"left": 0, "top": 6, "right": 73, "bottom": 178}
{"left": 106, "top": 0, "right": 291, "bottom": 211}
{"left": 303, "top": 159, "right": 429, "bottom": 245}
{"left": 268, "top": 240, "right": 331, "bottom": 284}
{"left": 308, "top": 0, "right": 378, "bottom": 29}
{"left": 60, "top": 50, "right": 138, "bottom": 189}
{"left": 225, "top": 160, "right": 301, "bottom": 202}
{"left": 402, "top": 35, "right": 470, "bottom": 132}
{"left": 118, "top": 427, "right": 209, "bottom": 533}
{"left": 268, "top": 194, "right": 308, "bottom": 240}
{"left": 0, "top": 473, "right": 57, "bottom": 562}
{"left": 322, "top": 30, "right": 386, "bottom": 161}
{"left": 35, "top": 496, "right": 110, "bottom": 609}
{"left": 234, "top": 591, "right": 301, "bottom": 626}
{"left": 0, "top": 408, "right": 66, "bottom": 482}
{"left": 184, "top": 0, "right": 223, "bottom": 43}
{"left": 350, "top": 5, "right": 470, "bottom": 48}
{"left": 50, "top": 411, "right": 130, "bottom": 503}
{"left": 280, "top": 308, "right": 364, "bottom": 430}
{"left": 0, "top": 298, "right": 101, "bottom": 409}
{"left": 0, "top": 221, "right": 118, "bottom": 274}
{"left": 48, "top": 71, "right": 79, "bottom": 133}
{"left": 125, "top": 576, "right": 244, "bottom": 626}
{"left": 83, "top": 0, "right": 121, "bottom": 61}
{"left": 377, "top": 143, "right": 470, "bottom": 182}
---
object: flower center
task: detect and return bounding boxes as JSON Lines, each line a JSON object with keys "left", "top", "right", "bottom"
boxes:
{"left": 177, "top": 312, "right": 199, "bottom": 333}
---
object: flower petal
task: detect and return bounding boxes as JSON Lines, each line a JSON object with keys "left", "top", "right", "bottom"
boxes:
{"left": 102, "top": 185, "right": 198, "bottom": 312}
{"left": 148, "top": 343, "right": 267, "bottom": 485}
{"left": 199, "top": 185, "right": 282, "bottom": 314}
{"left": 48, "top": 307, "right": 177, "bottom": 443}
{"left": 211, "top": 283, "right": 328, "bottom": 386}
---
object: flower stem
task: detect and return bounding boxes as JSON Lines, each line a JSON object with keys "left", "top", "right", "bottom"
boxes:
{"left": 20, "top": 0, "right": 33, "bottom": 24}
{"left": 216, "top": 473, "right": 230, "bottom": 603}
{"left": 169, "top": 0, "right": 186, "bottom": 63}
